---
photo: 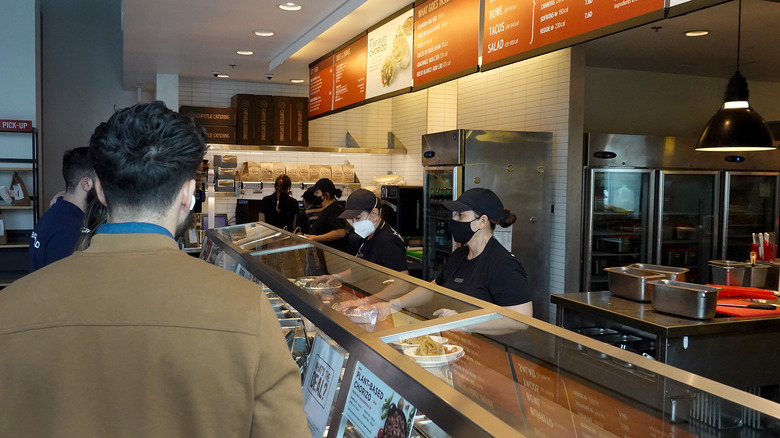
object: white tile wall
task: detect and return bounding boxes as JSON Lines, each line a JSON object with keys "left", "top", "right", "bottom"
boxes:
{"left": 457, "top": 49, "right": 572, "bottom": 315}
{"left": 179, "top": 50, "right": 574, "bottom": 317}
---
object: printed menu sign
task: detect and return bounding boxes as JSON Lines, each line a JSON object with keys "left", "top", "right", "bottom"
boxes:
{"left": 333, "top": 36, "right": 368, "bottom": 110}
{"left": 303, "top": 336, "right": 347, "bottom": 438}
{"left": 413, "top": 0, "right": 479, "bottom": 88}
{"left": 343, "top": 361, "right": 416, "bottom": 438}
{"left": 482, "top": 0, "right": 664, "bottom": 67}
{"left": 309, "top": 56, "right": 334, "bottom": 118}
{"left": 366, "top": 10, "right": 415, "bottom": 99}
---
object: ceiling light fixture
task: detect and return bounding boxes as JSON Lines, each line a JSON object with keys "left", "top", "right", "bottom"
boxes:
{"left": 278, "top": 2, "right": 302, "bottom": 11}
{"left": 254, "top": 30, "right": 274, "bottom": 37}
{"left": 696, "top": 0, "right": 775, "bottom": 152}
{"left": 217, "top": 74, "right": 230, "bottom": 78}
{"left": 236, "top": 50, "right": 254, "bottom": 56}
{"left": 684, "top": 30, "right": 709, "bottom": 37}
{"left": 290, "top": 79, "right": 304, "bottom": 83}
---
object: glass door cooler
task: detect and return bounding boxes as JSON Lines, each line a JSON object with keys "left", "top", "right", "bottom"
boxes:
{"left": 722, "top": 172, "right": 780, "bottom": 261}
{"left": 584, "top": 168, "right": 653, "bottom": 291}
{"left": 655, "top": 171, "right": 719, "bottom": 283}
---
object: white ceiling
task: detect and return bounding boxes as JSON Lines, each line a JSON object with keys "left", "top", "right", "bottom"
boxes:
{"left": 122, "top": 0, "right": 780, "bottom": 90}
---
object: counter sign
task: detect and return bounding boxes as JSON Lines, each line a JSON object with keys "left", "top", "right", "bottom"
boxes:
{"left": 0, "top": 120, "right": 33, "bottom": 132}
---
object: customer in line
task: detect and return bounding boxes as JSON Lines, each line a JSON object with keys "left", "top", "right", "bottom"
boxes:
{"left": 259, "top": 174, "right": 299, "bottom": 230}
{"left": 351, "top": 188, "right": 531, "bottom": 334}
{"left": 73, "top": 197, "right": 107, "bottom": 251}
{"left": 304, "top": 177, "right": 350, "bottom": 252}
{"left": 0, "top": 101, "right": 309, "bottom": 438}
{"left": 28, "top": 146, "right": 96, "bottom": 272}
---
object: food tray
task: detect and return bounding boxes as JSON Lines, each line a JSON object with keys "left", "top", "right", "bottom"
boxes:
{"left": 403, "top": 345, "right": 464, "bottom": 368}
{"left": 628, "top": 264, "right": 688, "bottom": 282}
{"left": 598, "top": 237, "right": 634, "bottom": 254}
{"left": 650, "top": 280, "right": 720, "bottom": 320}
{"left": 604, "top": 267, "right": 666, "bottom": 302}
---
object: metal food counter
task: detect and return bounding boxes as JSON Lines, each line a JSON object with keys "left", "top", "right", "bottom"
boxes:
{"left": 202, "top": 222, "right": 780, "bottom": 437}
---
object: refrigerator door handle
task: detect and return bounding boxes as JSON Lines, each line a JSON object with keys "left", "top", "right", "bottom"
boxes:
{"left": 415, "top": 200, "right": 421, "bottom": 229}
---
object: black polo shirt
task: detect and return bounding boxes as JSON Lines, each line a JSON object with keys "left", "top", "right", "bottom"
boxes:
{"left": 356, "top": 222, "right": 408, "bottom": 272}
{"left": 435, "top": 237, "right": 529, "bottom": 306}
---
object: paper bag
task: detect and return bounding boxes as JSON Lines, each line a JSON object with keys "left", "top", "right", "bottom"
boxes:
{"left": 286, "top": 163, "right": 299, "bottom": 182}
{"left": 308, "top": 164, "right": 320, "bottom": 182}
{"left": 331, "top": 165, "right": 343, "bottom": 184}
{"left": 273, "top": 162, "right": 286, "bottom": 179}
{"left": 318, "top": 165, "right": 332, "bottom": 180}
{"left": 342, "top": 164, "right": 355, "bottom": 184}
{"left": 10, "top": 172, "right": 30, "bottom": 206}
{"left": 260, "top": 162, "right": 274, "bottom": 182}
{"left": 297, "top": 163, "right": 310, "bottom": 182}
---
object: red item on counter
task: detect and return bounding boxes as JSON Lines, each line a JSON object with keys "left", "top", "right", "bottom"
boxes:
{"left": 709, "top": 285, "right": 778, "bottom": 299}
{"left": 716, "top": 298, "right": 780, "bottom": 317}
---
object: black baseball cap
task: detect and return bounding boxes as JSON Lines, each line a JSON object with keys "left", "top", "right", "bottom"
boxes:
{"left": 443, "top": 188, "right": 505, "bottom": 220}
{"left": 338, "top": 189, "right": 379, "bottom": 219}
{"left": 312, "top": 178, "right": 336, "bottom": 196}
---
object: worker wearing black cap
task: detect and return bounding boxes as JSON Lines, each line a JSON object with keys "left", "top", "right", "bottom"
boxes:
{"left": 304, "top": 178, "right": 349, "bottom": 253}
{"left": 317, "top": 189, "right": 409, "bottom": 296}
{"left": 345, "top": 188, "right": 531, "bottom": 334}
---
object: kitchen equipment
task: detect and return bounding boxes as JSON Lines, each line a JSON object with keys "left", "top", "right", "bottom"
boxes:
{"left": 743, "top": 263, "right": 769, "bottom": 288}
{"left": 649, "top": 280, "right": 720, "bottom": 320}
{"left": 422, "top": 129, "right": 553, "bottom": 320}
{"left": 742, "top": 298, "right": 780, "bottom": 307}
{"left": 380, "top": 185, "right": 423, "bottom": 245}
{"left": 628, "top": 263, "right": 688, "bottom": 281}
{"left": 709, "top": 260, "right": 747, "bottom": 286}
{"left": 603, "top": 267, "right": 665, "bottom": 302}
{"left": 717, "top": 303, "right": 777, "bottom": 310}
{"left": 575, "top": 327, "right": 619, "bottom": 336}
{"left": 583, "top": 134, "right": 780, "bottom": 291}
{"left": 597, "top": 237, "right": 634, "bottom": 254}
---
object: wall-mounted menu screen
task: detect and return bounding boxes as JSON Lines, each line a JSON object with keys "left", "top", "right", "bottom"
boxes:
{"left": 481, "top": 0, "right": 664, "bottom": 69}
{"left": 333, "top": 35, "right": 368, "bottom": 111}
{"left": 413, "top": 0, "right": 480, "bottom": 89}
{"left": 309, "top": 55, "right": 334, "bottom": 118}
{"left": 366, "top": 8, "right": 415, "bottom": 100}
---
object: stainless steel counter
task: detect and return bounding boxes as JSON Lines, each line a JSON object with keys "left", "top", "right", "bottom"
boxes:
{"left": 552, "top": 292, "right": 780, "bottom": 389}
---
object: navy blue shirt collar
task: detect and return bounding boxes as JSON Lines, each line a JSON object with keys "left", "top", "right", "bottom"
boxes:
{"left": 95, "top": 222, "right": 174, "bottom": 240}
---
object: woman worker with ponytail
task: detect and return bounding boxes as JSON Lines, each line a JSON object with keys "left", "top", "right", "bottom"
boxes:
{"left": 259, "top": 174, "right": 300, "bottom": 230}
{"left": 340, "top": 188, "right": 531, "bottom": 334}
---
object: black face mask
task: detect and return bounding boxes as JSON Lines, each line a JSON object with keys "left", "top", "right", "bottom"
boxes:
{"left": 449, "top": 218, "right": 478, "bottom": 244}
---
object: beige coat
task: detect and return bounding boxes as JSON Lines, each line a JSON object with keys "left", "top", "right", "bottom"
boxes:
{"left": 0, "top": 232, "right": 309, "bottom": 438}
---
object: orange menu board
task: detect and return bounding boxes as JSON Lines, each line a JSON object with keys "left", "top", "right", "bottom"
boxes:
{"left": 482, "top": 0, "right": 664, "bottom": 67}
{"left": 413, "top": 0, "right": 480, "bottom": 88}
{"left": 309, "top": 55, "right": 334, "bottom": 118}
{"left": 333, "top": 35, "right": 367, "bottom": 111}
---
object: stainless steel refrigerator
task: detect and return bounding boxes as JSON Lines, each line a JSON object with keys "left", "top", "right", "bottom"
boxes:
{"left": 583, "top": 134, "right": 780, "bottom": 291}
{"left": 421, "top": 129, "right": 553, "bottom": 320}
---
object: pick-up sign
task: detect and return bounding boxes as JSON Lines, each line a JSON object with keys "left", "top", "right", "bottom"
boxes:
{"left": 0, "top": 120, "right": 33, "bottom": 132}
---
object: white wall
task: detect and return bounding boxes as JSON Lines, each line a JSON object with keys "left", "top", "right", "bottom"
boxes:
{"left": 585, "top": 67, "right": 780, "bottom": 137}
{"left": 0, "top": 0, "right": 40, "bottom": 158}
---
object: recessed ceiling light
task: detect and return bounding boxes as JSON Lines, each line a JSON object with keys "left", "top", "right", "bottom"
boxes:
{"left": 290, "top": 79, "right": 304, "bottom": 83}
{"left": 279, "top": 2, "right": 302, "bottom": 11}
{"left": 254, "top": 30, "right": 274, "bottom": 37}
{"left": 685, "top": 30, "right": 709, "bottom": 37}
{"left": 217, "top": 74, "right": 230, "bottom": 78}
{"left": 236, "top": 50, "right": 254, "bottom": 56}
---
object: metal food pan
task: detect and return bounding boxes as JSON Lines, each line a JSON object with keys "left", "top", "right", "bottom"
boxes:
{"left": 649, "top": 280, "right": 720, "bottom": 320}
{"left": 604, "top": 267, "right": 666, "bottom": 302}
{"left": 628, "top": 263, "right": 689, "bottom": 282}
{"left": 709, "top": 260, "right": 747, "bottom": 286}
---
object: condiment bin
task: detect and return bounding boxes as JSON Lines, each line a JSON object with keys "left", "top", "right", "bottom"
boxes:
{"left": 603, "top": 267, "right": 666, "bottom": 302}
{"left": 628, "top": 263, "right": 688, "bottom": 282}
{"left": 709, "top": 260, "right": 747, "bottom": 286}
{"left": 649, "top": 280, "right": 721, "bottom": 320}
{"left": 742, "top": 263, "right": 770, "bottom": 288}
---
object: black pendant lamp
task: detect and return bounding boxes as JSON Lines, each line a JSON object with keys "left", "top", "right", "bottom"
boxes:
{"left": 696, "top": 0, "right": 776, "bottom": 152}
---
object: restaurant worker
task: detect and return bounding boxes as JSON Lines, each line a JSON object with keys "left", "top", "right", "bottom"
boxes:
{"left": 304, "top": 177, "right": 350, "bottom": 252}
{"left": 357, "top": 188, "right": 531, "bottom": 334}
{"left": 316, "top": 189, "right": 408, "bottom": 291}
{"left": 0, "top": 101, "right": 309, "bottom": 438}
{"left": 259, "top": 174, "right": 299, "bottom": 230}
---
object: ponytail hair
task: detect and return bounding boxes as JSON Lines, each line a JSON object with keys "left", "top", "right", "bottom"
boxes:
{"left": 497, "top": 208, "right": 517, "bottom": 228}
{"left": 274, "top": 174, "right": 292, "bottom": 212}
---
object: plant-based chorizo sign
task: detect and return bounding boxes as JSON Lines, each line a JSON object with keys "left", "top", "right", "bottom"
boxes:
{"left": 482, "top": 0, "right": 664, "bottom": 67}
{"left": 334, "top": 35, "right": 368, "bottom": 110}
{"left": 343, "top": 361, "right": 416, "bottom": 438}
{"left": 309, "top": 56, "right": 334, "bottom": 118}
{"left": 366, "top": 9, "right": 414, "bottom": 99}
{"left": 413, "top": 0, "right": 480, "bottom": 88}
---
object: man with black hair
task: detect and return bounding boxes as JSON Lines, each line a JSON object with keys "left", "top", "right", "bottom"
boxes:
{"left": 1, "top": 101, "right": 309, "bottom": 438}
{"left": 28, "top": 146, "right": 96, "bottom": 272}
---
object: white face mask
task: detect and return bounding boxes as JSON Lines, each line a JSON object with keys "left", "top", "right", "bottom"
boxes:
{"left": 352, "top": 218, "right": 375, "bottom": 239}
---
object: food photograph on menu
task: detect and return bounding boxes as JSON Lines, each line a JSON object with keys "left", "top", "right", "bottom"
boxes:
{"left": 366, "top": 9, "right": 414, "bottom": 99}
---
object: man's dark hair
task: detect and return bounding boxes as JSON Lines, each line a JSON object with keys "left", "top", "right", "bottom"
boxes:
{"left": 62, "top": 147, "right": 95, "bottom": 192}
{"left": 89, "top": 101, "right": 207, "bottom": 213}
